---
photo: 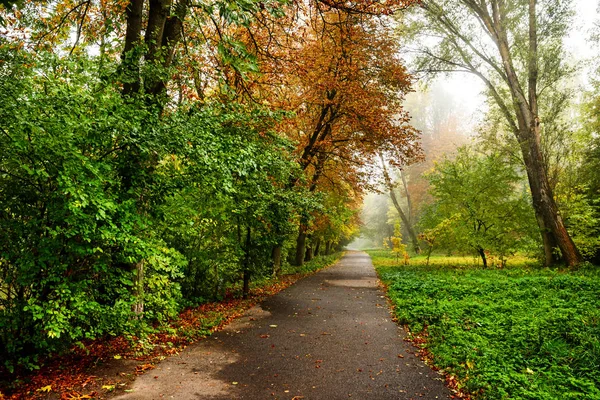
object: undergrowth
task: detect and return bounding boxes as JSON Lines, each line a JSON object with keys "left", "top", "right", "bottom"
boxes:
{"left": 3, "top": 253, "right": 342, "bottom": 399}
{"left": 369, "top": 250, "right": 600, "bottom": 400}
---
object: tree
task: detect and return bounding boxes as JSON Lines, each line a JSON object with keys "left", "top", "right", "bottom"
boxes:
{"left": 256, "top": 10, "right": 419, "bottom": 265}
{"left": 379, "top": 154, "right": 421, "bottom": 254}
{"left": 409, "top": 0, "right": 583, "bottom": 266}
{"left": 426, "top": 147, "right": 537, "bottom": 267}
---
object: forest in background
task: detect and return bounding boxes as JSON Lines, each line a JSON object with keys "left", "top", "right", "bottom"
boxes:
{"left": 1, "top": 0, "right": 600, "bottom": 394}
{"left": 361, "top": 0, "right": 600, "bottom": 269}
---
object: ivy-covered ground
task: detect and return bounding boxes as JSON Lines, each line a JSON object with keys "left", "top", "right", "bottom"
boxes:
{"left": 2, "top": 254, "right": 341, "bottom": 400}
{"left": 368, "top": 250, "right": 600, "bottom": 400}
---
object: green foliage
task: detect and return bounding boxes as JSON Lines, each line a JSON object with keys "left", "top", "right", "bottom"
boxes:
{"left": 370, "top": 251, "right": 600, "bottom": 400}
{"left": 390, "top": 221, "right": 408, "bottom": 262}
{"left": 0, "top": 47, "right": 186, "bottom": 371}
{"left": 0, "top": 41, "right": 350, "bottom": 374}
{"left": 423, "top": 147, "right": 539, "bottom": 263}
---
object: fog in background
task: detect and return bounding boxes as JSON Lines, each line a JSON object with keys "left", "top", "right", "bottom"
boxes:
{"left": 348, "top": 0, "right": 599, "bottom": 251}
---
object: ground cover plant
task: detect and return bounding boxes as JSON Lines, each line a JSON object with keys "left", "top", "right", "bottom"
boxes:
{"left": 369, "top": 250, "right": 600, "bottom": 400}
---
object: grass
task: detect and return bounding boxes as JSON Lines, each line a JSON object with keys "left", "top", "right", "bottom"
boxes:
{"left": 368, "top": 249, "right": 600, "bottom": 400}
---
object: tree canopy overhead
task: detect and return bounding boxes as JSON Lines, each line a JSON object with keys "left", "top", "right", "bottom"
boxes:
{"left": 0, "top": 0, "right": 422, "bottom": 375}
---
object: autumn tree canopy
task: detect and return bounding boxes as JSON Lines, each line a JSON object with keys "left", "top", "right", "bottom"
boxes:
{"left": 0, "top": 0, "right": 422, "bottom": 373}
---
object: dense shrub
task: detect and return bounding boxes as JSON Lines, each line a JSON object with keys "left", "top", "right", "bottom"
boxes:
{"left": 0, "top": 47, "right": 307, "bottom": 372}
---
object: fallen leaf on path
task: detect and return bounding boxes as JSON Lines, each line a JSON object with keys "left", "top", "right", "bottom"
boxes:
{"left": 63, "top": 391, "right": 94, "bottom": 399}
{"left": 135, "top": 363, "right": 155, "bottom": 374}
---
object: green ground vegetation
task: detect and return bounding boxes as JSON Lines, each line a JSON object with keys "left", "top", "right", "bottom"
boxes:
{"left": 369, "top": 250, "right": 600, "bottom": 400}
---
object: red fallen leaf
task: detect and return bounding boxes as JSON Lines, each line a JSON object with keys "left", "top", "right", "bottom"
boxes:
{"left": 260, "top": 334, "right": 270, "bottom": 338}
{"left": 80, "top": 375, "right": 96, "bottom": 388}
{"left": 136, "top": 363, "right": 156, "bottom": 374}
{"left": 397, "top": 354, "right": 404, "bottom": 358}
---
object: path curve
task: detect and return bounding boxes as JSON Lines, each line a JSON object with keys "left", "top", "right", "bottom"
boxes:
{"left": 115, "top": 251, "right": 450, "bottom": 399}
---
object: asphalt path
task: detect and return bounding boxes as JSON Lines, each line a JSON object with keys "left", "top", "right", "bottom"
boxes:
{"left": 115, "top": 251, "right": 450, "bottom": 400}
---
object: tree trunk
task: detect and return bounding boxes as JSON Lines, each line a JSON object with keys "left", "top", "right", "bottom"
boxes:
{"left": 294, "top": 228, "right": 307, "bottom": 267}
{"left": 121, "top": 0, "right": 144, "bottom": 96}
{"left": 400, "top": 170, "right": 414, "bottom": 225}
{"left": 520, "top": 135, "right": 580, "bottom": 266}
{"left": 534, "top": 207, "right": 560, "bottom": 266}
{"left": 426, "top": 243, "right": 433, "bottom": 266}
{"left": 314, "top": 238, "right": 321, "bottom": 257}
{"left": 132, "top": 259, "right": 145, "bottom": 317}
{"left": 271, "top": 245, "right": 282, "bottom": 276}
{"left": 147, "top": 0, "right": 189, "bottom": 98}
{"left": 500, "top": 0, "right": 581, "bottom": 266}
{"left": 144, "top": 0, "right": 171, "bottom": 62}
{"left": 379, "top": 155, "right": 421, "bottom": 254}
{"left": 305, "top": 242, "right": 313, "bottom": 262}
{"left": 325, "top": 240, "right": 332, "bottom": 255}
{"left": 478, "top": 247, "right": 487, "bottom": 269}
{"left": 242, "top": 226, "right": 251, "bottom": 299}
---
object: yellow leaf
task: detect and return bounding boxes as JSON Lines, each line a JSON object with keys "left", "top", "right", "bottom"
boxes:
{"left": 113, "top": 354, "right": 122, "bottom": 359}
{"left": 37, "top": 385, "right": 52, "bottom": 393}
{"left": 102, "top": 385, "right": 115, "bottom": 391}
{"left": 466, "top": 360, "right": 474, "bottom": 369}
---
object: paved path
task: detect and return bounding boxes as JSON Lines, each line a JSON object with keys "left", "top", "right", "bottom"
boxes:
{"left": 116, "top": 251, "right": 450, "bottom": 399}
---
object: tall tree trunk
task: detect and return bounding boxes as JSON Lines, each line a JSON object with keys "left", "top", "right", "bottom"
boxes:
{"left": 477, "top": 247, "right": 487, "bottom": 269}
{"left": 314, "top": 238, "right": 321, "bottom": 257}
{"left": 294, "top": 227, "right": 307, "bottom": 266}
{"left": 121, "top": 0, "right": 144, "bottom": 96}
{"left": 271, "top": 245, "right": 282, "bottom": 276}
{"left": 305, "top": 239, "right": 313, "bottom": 262}
{"left": 132, "top": 259, "right": 145, "bottom": 317}
{"left": 400, "top": 170, "right": 413, "bottom": 224}
{"left": 243, "top": 226, "right": 251, "bottom": 299}
{"left": 144, "top": 0, "right": 171, "bottom": 62}
{"left": 147, "top": 0, "right": 189, "bottom": 98}
{"left": 325, "top": 240, "right": 332, "bottom": 255}
{"left": 380, "top": 155, "right": 421, "bottom": 254}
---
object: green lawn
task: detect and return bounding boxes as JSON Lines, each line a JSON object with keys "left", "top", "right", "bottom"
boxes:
{"left": 368, "top": 250, "right": 600, "bottom": 400}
